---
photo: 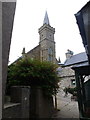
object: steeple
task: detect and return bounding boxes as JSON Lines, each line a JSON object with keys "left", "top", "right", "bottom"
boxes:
{"left": 43, "top": 11, "right": 50, "bottom": 25}
{"left": 39, "top": 12, "right": 55, "bottom": 63}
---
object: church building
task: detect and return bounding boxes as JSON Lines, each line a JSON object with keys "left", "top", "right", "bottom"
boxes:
{"left": 22, "top": 11, "right": 56, "bottom": 63}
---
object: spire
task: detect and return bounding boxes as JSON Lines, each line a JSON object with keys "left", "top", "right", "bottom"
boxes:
{"left": 43, "top": 11, "right": 50, "bottom": 25}
{"left": 22, "top": 47, "right": 26, "bottom": 58}
{"left": 22, "top": 47, "right": 25, "bottom": 54}
{"left": 58, "top": 57, "right": 61, "bottom": 63}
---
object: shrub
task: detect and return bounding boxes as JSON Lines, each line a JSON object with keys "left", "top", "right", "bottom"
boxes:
{"left": 6, "top": 57, "right": 59, "bottom": 97}
{"left": 63, "top": 87, "right": 77, "bottom": 96}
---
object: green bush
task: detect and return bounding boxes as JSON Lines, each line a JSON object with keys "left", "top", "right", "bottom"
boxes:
{"left": 6, "top": 57, "right": 59, "bottom": 97}
{"left": 64, "top": 87, "right": 77, "bottom": 96}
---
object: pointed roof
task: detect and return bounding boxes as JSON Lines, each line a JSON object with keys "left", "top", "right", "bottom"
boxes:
{"left": 43, "top": 11, "right": 50, "bottom": 25}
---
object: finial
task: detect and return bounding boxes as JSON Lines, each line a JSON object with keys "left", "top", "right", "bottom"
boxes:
{"left": 58, "top": 57, "right": 61, "bottom": 63}
{"left": 22, "top": 47, "right": 25, "bottom": 54}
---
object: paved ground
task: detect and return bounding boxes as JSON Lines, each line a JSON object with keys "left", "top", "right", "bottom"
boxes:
{"left": 52, "top": 89, "right": 79, "bottom": 118}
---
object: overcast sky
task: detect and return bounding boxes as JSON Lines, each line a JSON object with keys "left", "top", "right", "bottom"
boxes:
{"left": 9, "top": 0, "right": 89, "bottom": 64}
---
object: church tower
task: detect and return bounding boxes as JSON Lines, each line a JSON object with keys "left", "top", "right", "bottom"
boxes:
{"left": 38, "top": 11, "right": 56, "bottom": 63}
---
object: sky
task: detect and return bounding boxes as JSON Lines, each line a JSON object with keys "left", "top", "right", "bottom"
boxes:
{"left": 9, "top": 0, "right": 89, "bottom": 64}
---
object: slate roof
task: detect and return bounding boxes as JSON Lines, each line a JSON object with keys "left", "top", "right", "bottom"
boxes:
{"left": 64, "top": 52, "right": 88, "bottom": 66}
{"left": 72, "top": 61, "right": 89, "bottom": 68}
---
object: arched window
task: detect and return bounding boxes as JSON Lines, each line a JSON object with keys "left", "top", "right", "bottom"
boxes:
{"left": 48, "top": 48, "right": 53, "bottom": 61}
{"left": 48, "top": 48, "right": 53, "bottom": 55}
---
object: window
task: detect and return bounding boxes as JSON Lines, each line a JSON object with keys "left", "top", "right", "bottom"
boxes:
{"left": 71, "top": 79, "right": 76, "bottom": 86}
{"left": 48, "top": 48, "right": 53, "bottom": 55}
{"left": 48, "top": 48, "right": 53, "bottom": 61}
{"left": 48, "top": 55, "right": 52, "bottom": 61}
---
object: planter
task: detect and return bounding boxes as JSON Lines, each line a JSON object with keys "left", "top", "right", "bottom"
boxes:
{"left": 10, "top": 86, "right": 30, "bottom": 118}
{"left": 30, "top": 87, "right": 54, "bottom": 118}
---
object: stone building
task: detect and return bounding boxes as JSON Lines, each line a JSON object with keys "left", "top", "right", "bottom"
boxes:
{"left": 22, "top": 11, "right": 56, "bottom": 63}
{"left": 58, "top": 1, "right": 90, "bottom": 91}
{"left": 58, "top": 50, "right": 88, "bottom": 89}
{"left": 4, "top": 12, "right": 56, "bottom": 118}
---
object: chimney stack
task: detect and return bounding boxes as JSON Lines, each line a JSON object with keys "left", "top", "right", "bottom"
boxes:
{"left": 66, "top": 49, "right": 73, "bottom": 59}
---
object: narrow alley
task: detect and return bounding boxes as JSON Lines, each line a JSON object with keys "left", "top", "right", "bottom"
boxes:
{"left": 52, "top": 89, "right": 79, "bottom": 119}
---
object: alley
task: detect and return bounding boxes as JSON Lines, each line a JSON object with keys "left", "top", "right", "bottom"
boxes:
{"left": 52, "top": 89, "right": 79, "bottom": 118}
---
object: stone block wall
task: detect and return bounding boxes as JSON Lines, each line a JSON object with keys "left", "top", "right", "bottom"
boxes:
{"left": 4, "top": 103, "right": 21, "bottom": 118}
{"left": 0, "top": 1, "right": 16, "bottom": 119}
{"left": 30, "top": 87, "right": 54, "bottom": 118}
{"left": 4, "top": 86, "right": 30, "bottom": 118}
{"left": 58, "top": 66, "right": 75, "bottom": 89}
{"left": 58, "top": 66, "right": 75, "bottom": 77}
{"left": 26, "top": 45, "right": 40, "bottom": 60}
{"left": 4, "top": 86, "right": 54, "bottom": 118}
{"left": 10, "top": 86, "right": 30, "bottom": 118}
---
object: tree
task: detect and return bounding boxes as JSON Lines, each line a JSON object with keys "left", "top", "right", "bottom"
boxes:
{"left": 6, "top": 57, "right": 60, "bottom": 97}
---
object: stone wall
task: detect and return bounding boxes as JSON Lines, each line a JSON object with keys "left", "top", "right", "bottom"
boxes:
{"left": 0, "top": 1, "right": 16, "bottom": 119}
{"left": 4, "top": 103, "right": 21, "bottom": 118}
{"left": 4, "top": 86, "right": 54, "bottom": 118}
{"left": 30, "top": 87, "right": 54, "bottom": 118}
{"left": 58, "top": 66, "right": 75, "bottom": 77}
{"left": 39, "top": 24, "right": 56, "bottom": 63}
{"left": 4, "top": 86, "right": 30, "bottom": 118}
{"left": 59, "top": 76, "right": 75, "bottom": 90}
{"left": 10, "top": 86, "right": 30, "bottom": 118}
{"left": 26, "top": 45, "right": 40, "bottom": 60}
{"left": 58, "top": 66, "right": 75, "bottom": 89}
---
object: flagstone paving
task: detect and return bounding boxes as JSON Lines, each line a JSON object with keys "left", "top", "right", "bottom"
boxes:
{"left": 52, "top": 89, "right": 79, "bottom": 119}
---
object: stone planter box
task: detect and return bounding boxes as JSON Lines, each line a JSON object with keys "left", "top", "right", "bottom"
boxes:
{"left": 30, "top": 87, "right": 54, "bottom": 118}
{"left": 10, "top": 86, "right": 30, "bottom": 118}
{"left": 5, "top": 86, "right": 54, "bottom": 118}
